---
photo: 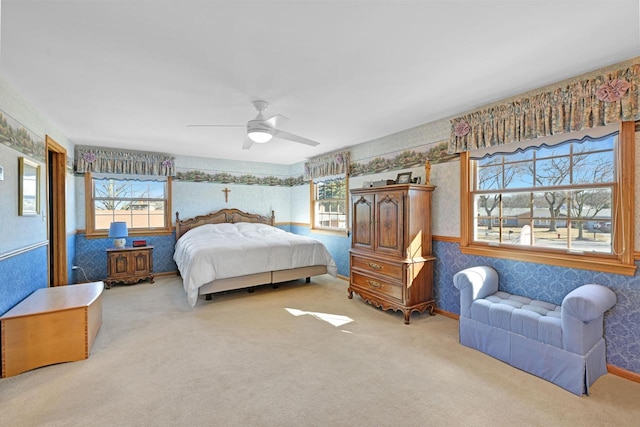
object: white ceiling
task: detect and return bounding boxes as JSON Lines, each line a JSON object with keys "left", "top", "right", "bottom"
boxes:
{"left": 1, "top": 1, "right": 639, "bottom": 165}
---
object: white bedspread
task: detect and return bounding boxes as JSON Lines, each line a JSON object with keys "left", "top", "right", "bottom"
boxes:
{"left": 174, "top": 222, "right": 338, "bottom": 306}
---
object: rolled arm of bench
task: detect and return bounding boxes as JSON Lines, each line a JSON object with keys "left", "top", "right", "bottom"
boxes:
{"left": 453, "top": 266, "right": 499, "bottom": 318}
{"left": 561, "top": 284, "right": 616, "bottom": 355}
{"left": 562, "top": 284, "right": 616, "bottom": 322}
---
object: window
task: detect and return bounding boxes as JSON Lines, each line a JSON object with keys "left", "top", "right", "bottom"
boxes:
{"left": 85, "top": 173, "right": 172, "bottom": 237}
{"left": 460, "top": 122, "right": 635, "bottom": 275}
{"left": 311, "top": 177, "right": 347, "bottom": 232}
{"left": 474, "top": 134, "right": 615, "bottom": 252}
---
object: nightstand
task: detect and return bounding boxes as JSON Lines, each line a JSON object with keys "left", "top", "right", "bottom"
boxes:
{"left": 105, "top": 246, "right": 154, "bottom": 289}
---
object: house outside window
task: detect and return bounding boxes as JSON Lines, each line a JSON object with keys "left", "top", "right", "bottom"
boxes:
{"left": 312, "top": 177, "right": 347, "bottom": 232}
{"left": 472, "top": 133, "right": 615, "bottom": 253}
{"left": 460, "top": 122, "right": 635, "bottom": 276}
{"left": 84, "top": 173, "right": 172, "bottom": 237}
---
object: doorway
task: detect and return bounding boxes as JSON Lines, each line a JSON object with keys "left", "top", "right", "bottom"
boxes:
{"left": 46, "top": 136, "right": 67, "bottom": 287}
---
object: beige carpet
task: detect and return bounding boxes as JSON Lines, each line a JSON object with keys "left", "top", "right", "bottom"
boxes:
{"left": 1, "top": 275, "right": 639, "bottom": 427}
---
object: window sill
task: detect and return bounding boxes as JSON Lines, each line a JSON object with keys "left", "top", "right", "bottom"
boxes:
{"left": 310, "top": 228, "right": 349, "bottom": 237}
{"left": 460, "top": 244, "right": 636, "bottom": 276}
{"left": 84, "top": 229, "right": 173, "bottom": 239}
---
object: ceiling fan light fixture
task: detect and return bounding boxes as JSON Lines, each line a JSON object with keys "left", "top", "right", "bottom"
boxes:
{"left": 247, "top": 119, "right": 274, "bottom": 143}
{"left": 247, "top": 130, "right": 273, "bottom": 143}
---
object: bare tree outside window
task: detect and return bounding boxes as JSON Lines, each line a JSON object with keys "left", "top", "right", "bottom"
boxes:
{"left": 93, "top": 178, "right": 167, "bottom": 230}
{"left": 471, "top": 133, "right": 616, "bottom": 253}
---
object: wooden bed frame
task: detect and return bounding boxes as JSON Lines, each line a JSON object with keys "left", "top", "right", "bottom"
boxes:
{"left": 174, "top": 208, "right": 328, "bottom": 300}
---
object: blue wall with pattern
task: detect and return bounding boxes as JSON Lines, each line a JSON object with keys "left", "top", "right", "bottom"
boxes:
{"left": 5, "top": 227, "right": 638, "bottom": 376}
{"left": 67, "top": 233, "right": 76, "bottom": 285}
{"left": 433, "top": 240, "right": 640, "bottom": 375}
{"left": 287, "top": 225, "right": 351, "bottom": 278}
{"left": 0, "top": 245, "right": 48, "bottom": 315}
{"left": 74, "top": 233, "right": 177, "bottom": 282}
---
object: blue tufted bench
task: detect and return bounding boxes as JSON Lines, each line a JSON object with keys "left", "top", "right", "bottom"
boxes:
{"left": 453, "top": 266, "right": 616, "bottom": 395}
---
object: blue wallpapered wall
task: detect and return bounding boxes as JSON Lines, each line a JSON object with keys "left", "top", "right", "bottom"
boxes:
{"left": 7, "top": 227, "right": 633, "bottom": 375}
{"left": 286, "top": 225, "right": 351, "bottom": 278}
{"left": 67, "top": 233, "right": 76, "bottom": 285}
{"left": 0, "top": 245, "right": 48, "bottom": 315}
{"left": 73, "top": 226, "right": 347, "bottom": 283}
{"left": 74, "top": 233, "right": 177, "bottom": 282}
{"left": 433, "top": 240, "right": 640, "bottom": 375}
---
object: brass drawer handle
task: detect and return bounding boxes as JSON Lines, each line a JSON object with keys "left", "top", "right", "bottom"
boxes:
{"left": 366, "top": 279, "right": 381, "bottom": 288}
{"left": 367, "top": 262, "right": 383, "bottom": 270}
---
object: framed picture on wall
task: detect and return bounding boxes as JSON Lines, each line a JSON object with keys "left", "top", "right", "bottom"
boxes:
{"left": 396, "top": 172, "right": 412, "bottom": 184}
{"left": 18, "top": 157, "right": 40, "bottom": 216}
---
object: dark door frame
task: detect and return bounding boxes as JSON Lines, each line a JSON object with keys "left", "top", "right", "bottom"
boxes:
{"left": 46, "top": 135, "right": 68, "bottom": 287}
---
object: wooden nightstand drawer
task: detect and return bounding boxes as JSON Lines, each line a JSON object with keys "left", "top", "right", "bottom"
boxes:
{"left": 106, "top": 246, "right": 154, "bottom": 289}
{"left": 351, "top": 271, "right": 403, "bottom": 302}
{"left": 351, "top": 255, "right": 403, "bottom": 280}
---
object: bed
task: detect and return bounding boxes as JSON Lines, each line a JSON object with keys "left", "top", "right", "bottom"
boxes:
{"left": 174, "top": 208, "right": 338, "bottom": 307}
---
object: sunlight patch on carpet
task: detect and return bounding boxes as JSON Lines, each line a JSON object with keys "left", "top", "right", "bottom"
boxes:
{"left": 285, "top": 308, "right": 353, "bottom": 327}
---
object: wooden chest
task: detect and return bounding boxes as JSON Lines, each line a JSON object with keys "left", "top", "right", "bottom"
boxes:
{"left": 1, "top": 282, "right": 103, "bottom": 377}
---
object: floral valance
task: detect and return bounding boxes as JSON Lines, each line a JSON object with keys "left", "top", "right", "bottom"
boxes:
{"left": 304, "top": 151, "right": 350, "bottom": 180}
{"left": 449, "top": 59, "right": 640, "bottom": 154}
{"left": 75, "top": 145, "right": 175, "bottom": 176}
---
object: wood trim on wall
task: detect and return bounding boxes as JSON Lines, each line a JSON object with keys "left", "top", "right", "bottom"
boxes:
{"left": 459, "top": 151, "right": 471, "bottom": 248}
{"left": 309, "top": 180, "right": 315, "bottom": 230}
{"left": 46, "top": 136, "right": 68, "bottom": 287}
{"left": 433, "top": 235, "right": 460, "bottom": 243}
{"left": 619, "top": 121, "right": 635, "bottom": 268}
{"left": 336, "top": 274, "right": 349, "bottom": 282}
{"left": 434, "top": 308, "right": 459, "bottom": 320}
{"left": 607, "top": 364, "right": 640, "bottom": 384}
{"left": 287, "top": 222, "right": 311, "bottom": 227}
{"left": 84, "top": 173, "right": 94, "bottom": 235}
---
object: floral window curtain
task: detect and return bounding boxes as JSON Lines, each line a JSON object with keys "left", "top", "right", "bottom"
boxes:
{"left": 75, "top": 145, "right": 175, "bottom": 176}
{"left": 449, "top": 59, "right": 640, "bottom": 154}
{"left": 304, "top": 151, "right": 350, "bottom": 180}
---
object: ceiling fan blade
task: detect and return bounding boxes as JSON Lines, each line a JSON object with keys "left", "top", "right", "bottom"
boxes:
{"left": 186, "top": 124, "right": 244, "bottom": 128}
{"left": 274, "top": 129, "right": 320, "bottom": 146}
{"left": 264, "top": 114, "right": 289, "bottom": 128}
{"left": 242, "top": 137, "right": 254, "bottom": 150}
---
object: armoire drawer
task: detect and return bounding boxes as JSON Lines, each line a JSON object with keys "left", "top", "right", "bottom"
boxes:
{"left": 351, "top": 255, "right": 403, "bottom": 281}
{"left": 351, "top": 271, "right": 403, "bottom": 302}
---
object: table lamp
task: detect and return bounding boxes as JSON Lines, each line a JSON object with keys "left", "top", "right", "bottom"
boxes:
{"left": 108, "top": 222, "right": 128, "bottom": 248}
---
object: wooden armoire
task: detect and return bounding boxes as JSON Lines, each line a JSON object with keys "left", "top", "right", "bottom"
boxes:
{"left": 348, "top": 184, "right": 436, "bottom": 324}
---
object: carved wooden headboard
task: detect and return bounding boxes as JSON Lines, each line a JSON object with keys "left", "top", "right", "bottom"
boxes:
{"left": 175, "top": 208, "right": 276, "bottom": 241}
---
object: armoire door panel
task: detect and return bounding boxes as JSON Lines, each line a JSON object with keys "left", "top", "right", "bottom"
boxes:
{"left": 375, "top": 191, "right": 404, "bottom": 257}
{"left": 352, "top": 194, "right": 374, "bottom": 251}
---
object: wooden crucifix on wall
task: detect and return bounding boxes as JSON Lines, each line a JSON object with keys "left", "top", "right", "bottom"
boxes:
{"left": 425, "top": 159, "right": 431, "bottom": 185}
{"left": 222, "top": 187, "right": 231, "bottom": 203}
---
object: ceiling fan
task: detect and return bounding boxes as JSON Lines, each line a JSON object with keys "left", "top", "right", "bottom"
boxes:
{"left": 188, "top": 100, "right": 320, "bottom": 150}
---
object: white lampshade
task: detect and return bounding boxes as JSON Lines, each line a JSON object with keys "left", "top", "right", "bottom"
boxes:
{"left": 108, "top": 222, "right": 128, "bottom": 248}
{"left": 248, "top": 130, "right": 273, "bottom": 143}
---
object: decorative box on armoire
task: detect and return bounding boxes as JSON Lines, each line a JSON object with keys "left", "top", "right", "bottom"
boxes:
{"left": 348, "top": 184, "right": 436, "bottom": 324}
